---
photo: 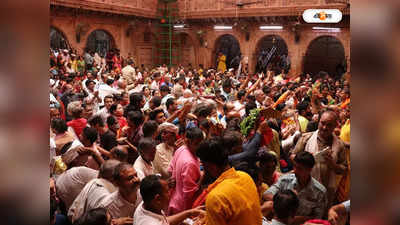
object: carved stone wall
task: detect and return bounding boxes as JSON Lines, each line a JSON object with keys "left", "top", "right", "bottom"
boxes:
{"left": 50, "top": 0, "right": 350, "bottom": 75}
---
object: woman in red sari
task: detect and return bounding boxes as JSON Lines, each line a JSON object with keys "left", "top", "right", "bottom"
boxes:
{"left": 112, "top": 51, "right": 122, "bottom": 71}
{"left": 109, "top": 103, "right": 128, "bottom": 130}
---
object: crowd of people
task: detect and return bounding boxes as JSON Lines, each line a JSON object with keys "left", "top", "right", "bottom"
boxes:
{"left": 49, "top": 47, "right": 351, "bottom": 225}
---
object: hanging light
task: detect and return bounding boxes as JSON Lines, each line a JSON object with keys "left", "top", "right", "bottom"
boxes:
{"left": 173, "top": 24, "right": 185, "bottom": 29}
{"left": 214, "top": 25, "right": 232, "bottom": 30}
{"left": 312, "top": 27, "right": 341, "bottom": 32}
{"left": 259, "top": 26, "right": 283, "bottom": 30}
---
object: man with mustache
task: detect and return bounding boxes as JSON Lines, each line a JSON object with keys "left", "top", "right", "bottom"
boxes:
{"left": 97, "top": 162, "right": 142, "bottom": 223}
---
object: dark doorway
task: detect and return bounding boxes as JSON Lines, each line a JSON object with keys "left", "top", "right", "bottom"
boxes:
{"left": 86, "top": 30, "right": 115, "bottom": 57}
{"left": 303, "top": 36, "right": 346, "bottom": 79}
{"left": 50, "top": 27, "right": 69, "bottom": 50}
{"left": 255, "top": 35, "right": 289, "bottom": 75}
{"left": 214, "top": 34, "right": 241, "bottom": 70}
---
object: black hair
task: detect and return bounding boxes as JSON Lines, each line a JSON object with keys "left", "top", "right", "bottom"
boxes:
{"left": 106, "top": 115, "right": 118, "bottom": 127}
{"left": 153, "top": 72, "right": 161, "bottom": 78}
{"left": 246, "top": 94, "right": 256, "bottom": 102}
{"left": 262, "top": 86, "right": 271, "bottom": 95}
{"left": 226, "top": 118, "right": 241, "bottom": 132}
{"left": 306, "top": 121, "right": 318, "bottom": 132}
{"left": 112, "top": 162, "right": 132, "bottom": 181}
{"left": 85, "top": 80, "right": 95, "bottom": 88}
{"left": 296, "top": 101, "right": 309, "bottom": 113}
{"left": 273, "top": 93, "right": 281, "bottom": 102}
{"left": 109, "top": 103, "right": 119, "bottom": 115}
{"left": 111, "top": 147, "right": 128, "bottom": 162}
{"left": 257, "top": 151, "right": 278, "bottom": 165}
{"left": 88, "top": 115, "right": 105, "bottom": 127}
{"left": 196, "top": 137, "right": 229, "bottom": 167}
{"left": 126, "top": 92, "right": 144, "bottom": 113}
{"left": 51, "top": 118, "right": 68, "bottom": 134}
{"left": 276, "top": 103, "right": 286, "bottom": 111}
{"left": 194, "top": 104, "right": 212, "bottom": 118}
{"left": 104, "top": 95, "right": 114, "bottom": 102}
{"left": 113, "top": 93, "right": 123, "bottom": 102}
{"left": 138, "top": 137, "right": 156, "bottom": 153}
{"left": 81, "top": 208, "right": 109, "bottom": 225}
{"left": 294, "top": 151, "right": 315, "bottom": 169}
{"left": 142, "top": 120, "right": 159, "bottom": 138}
{"left": 166, "top": 98, "right": 176, "bottom": 110}
{"left": 149, "top": 109, "right": 164, "bottom": 121}
{"left": 233, "top": 161, "right": 260, "bottom": 184}
{"left": 222, "top": 131, "right": 243, "bottom": 154}
{"left": 140, "top": 175, "right": 163, "bottom": 203}
{"left": 100, "top": 131, "right": 117, "bottom": 151}
{"left": 82, "top": 127, "right": 98, "bottom": 144}
{"left": 150, "top": 96, "right": 162, "bottom": 108}
{"left": 159, "top": 85, "right": 170, "bottom": 93}
{"left": 245, "top": 101, "right": 257, "bottom": 116}
{"left": 127, "top": 111, "right": 144, "bottom": 127}
{"left": 185, "top": 127, "right": 204, "bottom": 140}
{"left": 106, "top": 78, "right": 114, "bottom": 86}
{"left": 267, "top": 120, "right": 280, "bottom": 134}
{"left": 222, "top": 79, "right": 232, "bottom": 88}
{"left": 200, "top": 119, "right": 210, "bottom": 129}
{"left": 273, "top": 190, "right": 299, "bottom": 220}
{"left": 237, "top": 89, "right": 246, "bottom": 100}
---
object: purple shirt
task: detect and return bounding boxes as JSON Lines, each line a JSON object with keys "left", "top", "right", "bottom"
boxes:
{"left": 168, "top": 145, "right": 200, "bottom": 214}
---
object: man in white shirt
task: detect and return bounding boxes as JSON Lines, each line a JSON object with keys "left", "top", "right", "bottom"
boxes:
{"left": 133, "top": 175, "right": 204, "bottom": 225}
{"left": 134, "top": 138, "right": 156, "bottom": 180}
{"left": 95, "top": 95, "right": 114, "bottom": 122}
{"left": 67, "top": 160, "right": 119, "bottom": 223}
{"left": 56, "top": 166, "right": 98, "bottom": 210}
{"left": 160, "top": 85, "right": 173, "bottom": 107}
{"left": 255, "top": 89, "right": 266, "bottom": 108}
{"left": 98, "top": 78, "right": 120, "bottom": 106}
{"left": 154, "top": 123, "right": 178, "bottom": 178}
{"left": 84, "top": 79, "right": 101, "bottom": 113}
{"left": 150, "top": 72, "right": 161, "bottom": 91}
{"left": 121, "top": 59, "right": 136, "bottom": 87}
{"left": 98, "top": 162, "right": 142, "bottom": 219}
{"left": 82, "top": 72, "right": 99, "bottom": 92}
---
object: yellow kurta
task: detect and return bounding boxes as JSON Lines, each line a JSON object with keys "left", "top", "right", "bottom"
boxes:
{"left": 298, "top": 115, "right": 309, "bottom": 133}
{"left": 339, "top": 119, "right": 350, "bottom": 143}
{"left": 217, "top": 55, "right": 227, "bottom": 73}
{"left": 205, "top": 168, "right": 262, "bottom": 225}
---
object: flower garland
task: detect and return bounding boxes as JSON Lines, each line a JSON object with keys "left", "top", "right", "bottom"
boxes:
{"left": 240, "top": 108, "right": 261, "bottom": 137}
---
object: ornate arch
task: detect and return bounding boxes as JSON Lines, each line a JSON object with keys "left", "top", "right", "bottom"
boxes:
{"left": 85, "top": 29, "right": 117, "bottom": 57}
{"left": 50, "top": 26, "right": 70, "bottom": 50}
{"left": 253, "top": 34, "right": 289, "bottom": 74}
{"left": 212, "top": 33, "right": 242, "bottom": 69}
{"left": 302, "top": 35, "right": 346, "bottom": 78}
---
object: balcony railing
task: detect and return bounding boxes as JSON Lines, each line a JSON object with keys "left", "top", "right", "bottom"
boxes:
{"left": 50, "top": 0, "right": 349, "bottom": 18}
{"left": 50, "top": 0, "right": 159, "bottom": 17}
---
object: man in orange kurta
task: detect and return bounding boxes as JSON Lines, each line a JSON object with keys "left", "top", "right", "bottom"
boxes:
{"left": 196, "top": 137, "right": 262, "bottom": 225}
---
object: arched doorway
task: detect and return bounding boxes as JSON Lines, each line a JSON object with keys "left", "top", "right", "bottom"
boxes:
{"left": 254, "top": 35, "right": 289, "bottom": 74}
{"left": 303, "top": 36, "right": 346, "bottom": 79}
{"left": 213, "top": 34, "right": 241, "bottom": 70}
{"left": 85, "top": 30, "right": 115, "bottom": 57}
{"left": 50, "top": 27, "right": 70, "bottom": 50}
